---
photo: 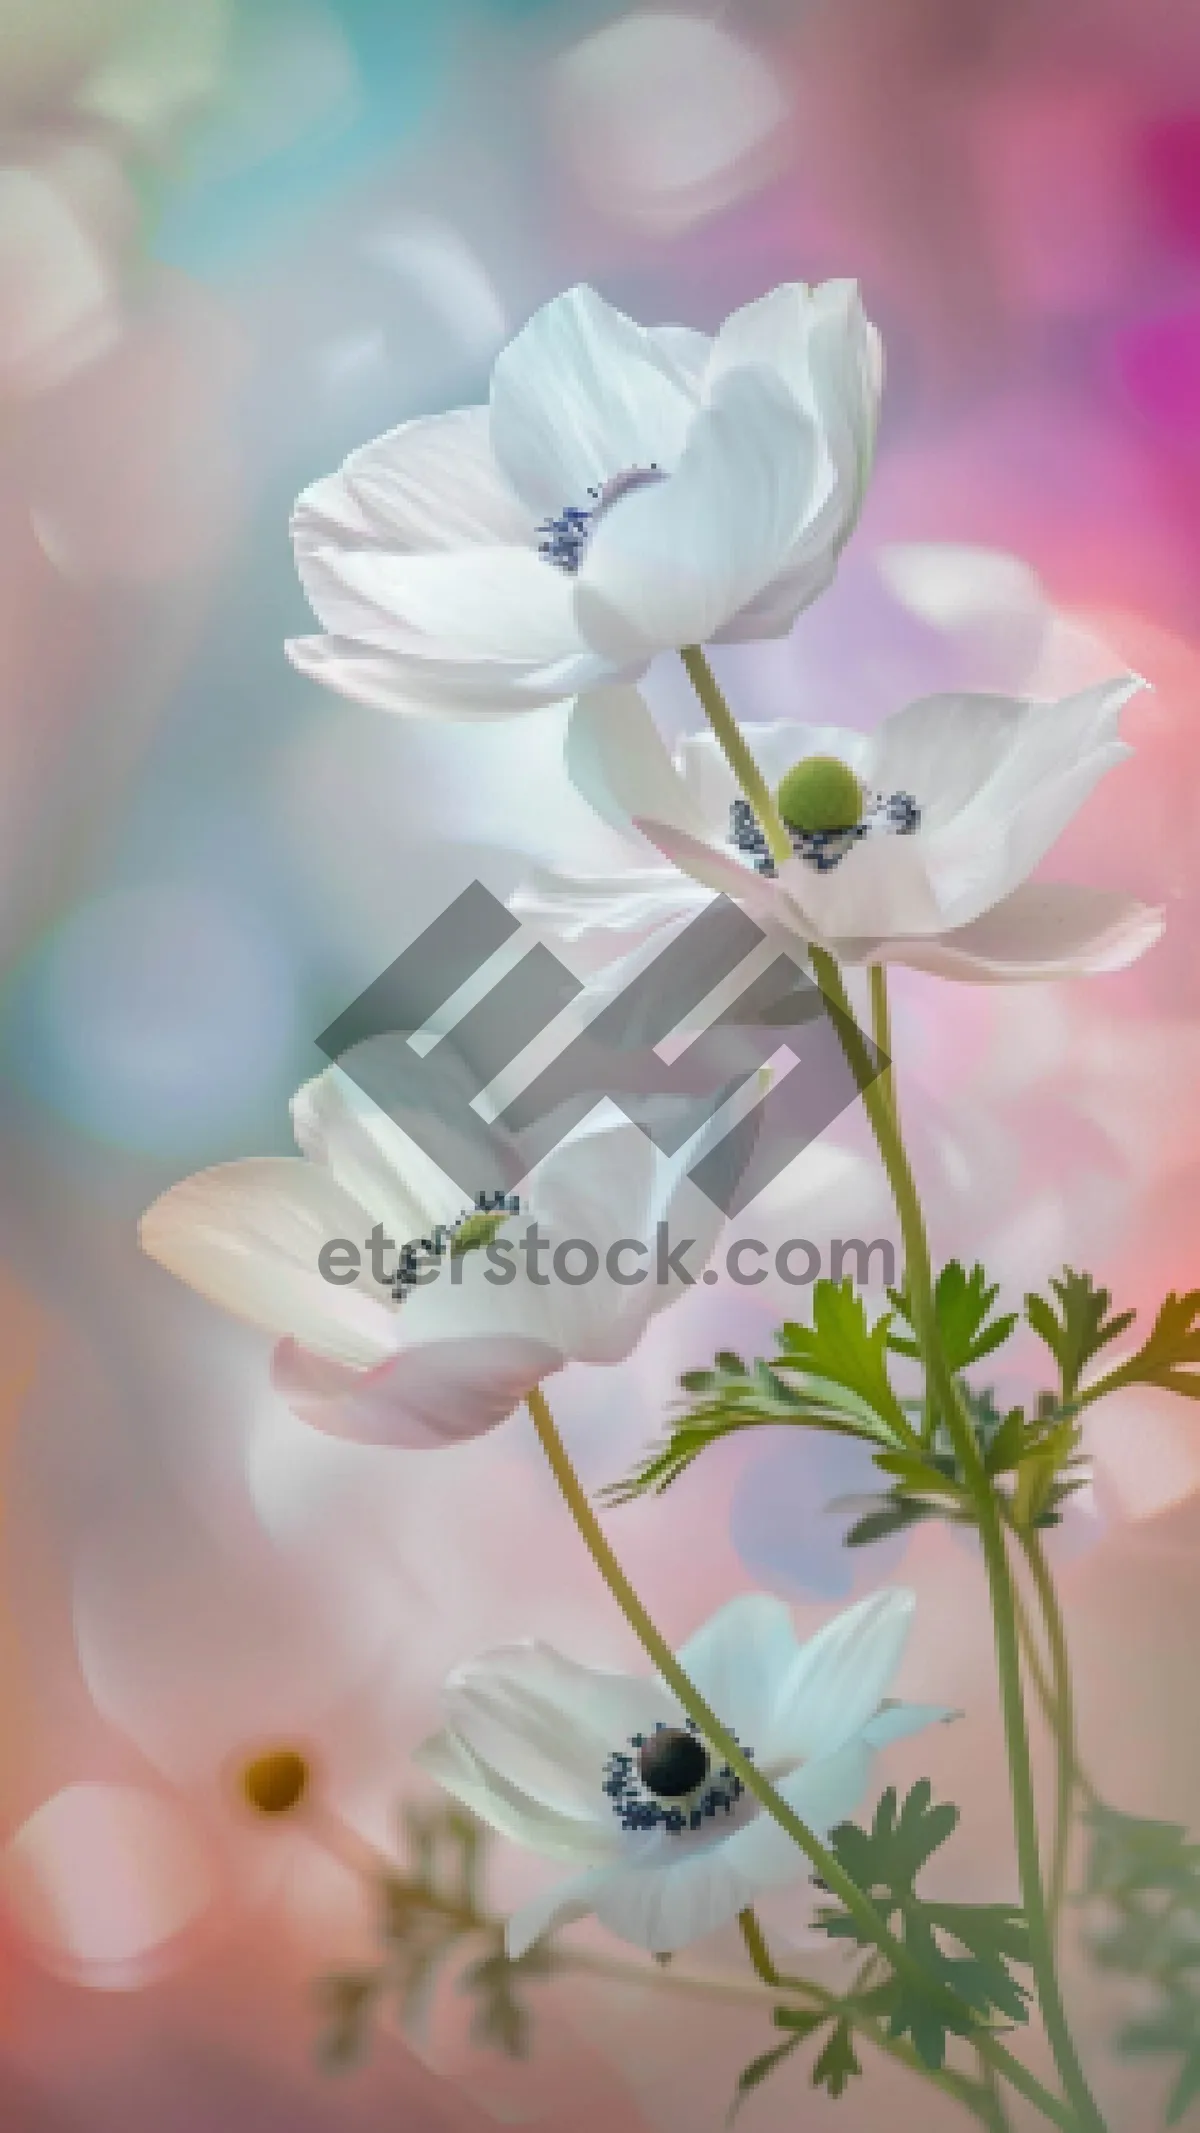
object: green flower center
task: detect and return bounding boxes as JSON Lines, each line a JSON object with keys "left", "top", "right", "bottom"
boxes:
{"left": 775, "top": 755, "right": 864, "bottom": 836}
{"left": 449, "top": 1210, "right": 511, "bottom": 1257}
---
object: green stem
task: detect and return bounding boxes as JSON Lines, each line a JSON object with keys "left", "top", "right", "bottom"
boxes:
{"left": 676, "top": 646, "right": 1104, "bottom": 2130}
{"left": 680, "top": 646, "right": 793, "bottom": 870}
{"left": 807, "top": 954, "right": 1106, "bottom": 2133}
{"left": 1016, "top": 1529, "right": 1080, "bottom": 1930}
{"left": 526, "top": 1386, "right": 1074, "bottom": 2133}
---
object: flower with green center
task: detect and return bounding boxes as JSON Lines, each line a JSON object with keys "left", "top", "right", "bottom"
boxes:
{"left": 448, "top": 1209, "right": 511, "bottom": 1258}
{"left": 140, "top": 1068, "right": 731, "bottom": 1450}
{"left": 509, "top": 680, "right": 1164, "bottom": 984}
{"left": 776, "top": 754, "right": 864, "bottom": 835}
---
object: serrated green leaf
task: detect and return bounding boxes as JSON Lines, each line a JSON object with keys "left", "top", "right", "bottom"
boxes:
{"left": 1025, "top": 1269, "right": 1137, "bottom": 1403}
{"left": 315, "top": 1971, "right": 383, "bottom": 2069}
{"left": 817, "top": 1784, "right": 1030, "bottom": 2066}
{"left": 1088, "top": 1290, "right": 1200, "bottom": 1404}
{"left": 842, "top": 1495, "right": 944, "bottom": 1548}
{"left": 890, "top": 1261, "right": 1018, "bottom": 1374}
{"left": 811, "top": 2019, "right": 862, "bottom": 2098}
{"left": 776, "top": 1281, "right": 911, "bottom": 1440}
{"left": 730, "top": 2033, "right": 806, "bottom": 2114}
{"left": 601, "top": 1320, "right": 907, "bottom": 1507}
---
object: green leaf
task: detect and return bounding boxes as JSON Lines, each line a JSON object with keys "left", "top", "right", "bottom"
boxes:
{"left": 460, "top": 1939, "right": 555, "bottom": 2059}
{"left": 1082, "top": 1798, "right": 1200, "bottom": 2122}
{"left": 810, "top": 2019, "right": 862, "bottom": 2099}
{"left": 1083, "top": 1804, "right": 1200, "bottom": 1904}
{"left": 1094, "top": 1290, "right": 1200, "bottom": 1404}
{"left": 842, "top": 1494, "right": 946, "bottom": 1548}
{"left": 730, "top": 2033, "right": 807, "bottom": 2115}
{"left": 890, "top": 1261, "right": 1018, "bottom": 1374}
{"left": 315, "top": 1971, "right": 383, "bottom": 2069}
{"left": 816, "top": 1783, "right": 1031, "bottom": 2068}
{"left": 730, "top": 2009, "right": 858, "bottom": 2122}
{"left": 1024, "top": 1269, "right": 1136, "bottom": 1404}
{"left": 776, "top": 1280, "right": 911, "bottom": 1441}
{"left": 602, "top": 1324, "right": 906, "bottom": 1508}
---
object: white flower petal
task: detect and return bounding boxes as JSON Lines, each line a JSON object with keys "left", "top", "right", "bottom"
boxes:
{"left": 335, "top": 407, "right": 533, "bottom": 550}
{"left": 675, "top": 1595, "right": 800, "bottom": 1754}
{"left": 139, "top": 1159, "right": 397, "bottom": 1367}
{"left": 772, "top": 1589, "right": 914, "bottom": 1763}
{"left": 506, "top": 1869, "right": 612, "bottom": 1959}
{"left": 413, "top": 1731, "right": 616, "bottom": 1862}
{"left": 295, "top": 540, "right": 586, "bottom": 663}
{"left": 285, "top": 633, "right": 598, "bottom": 720}
{"left": 566, "top": 685, "right": 714, "bottom": 845}
{"left": 510, "top": 864, "right": 709, "bottom": 956}
{"left": 648, "top": 323, "right": 712, "bottom": 388}
{"left": 574, "top": 368, "right": 818, "bottom": 660}
{"left": 444, "top": 1641, "right": 672, "bottom": 1818}
{"left": 707, "top": 279, "right": 881, "bottom": 581}
{"left": 589, "top": 1844, "right": 763, "bottom": 1954}
{"left": 725, "top": 1737, "right": 873, "bottom": 1889}
{"left": 869, "top": 691, "right": 1031, "bottom": 832}
{"left": 634, "top": 814, "right": 784, "bottom": 921}
{"left": 776, "top": 829, "right": 944, "bottom": 941}
{"left": 290, "top": 1067, "right": 464, "bottom": 1246}
{"left": 271, "top": 1328, "right": 563, "bottom": 1446}
{"left": 489, "top": 283, "right": 699, "bottom": 517}
{"left": 861, "top": 1702, "right": 957, "bottom": 1749}
{"left": 874, "top": 882, "right": 1165, "bottom": 983}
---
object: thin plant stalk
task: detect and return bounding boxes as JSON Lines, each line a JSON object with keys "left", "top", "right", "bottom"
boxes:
{"left": 680, "top": 643, "right": 1108, "bottom": 2133}
{"left": 526, "top": 1385, "right": 1077, "bottom": 2133}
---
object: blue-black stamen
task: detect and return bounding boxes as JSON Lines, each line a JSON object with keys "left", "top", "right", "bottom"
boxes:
{"left": 391, "top": 1191, "right": 520, "bottom": 1301}
{"left": 730, "top": 790, "right": 921, "bottom": 876}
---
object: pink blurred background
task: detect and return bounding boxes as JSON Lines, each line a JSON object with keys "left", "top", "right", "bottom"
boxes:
{"left": 2, "top": 1, "right": 1200, "bottom": 2126}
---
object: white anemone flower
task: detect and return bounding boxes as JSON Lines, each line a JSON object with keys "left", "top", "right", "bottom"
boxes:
{"left": 513, "top": 681, "right": 1164, "bottom": 984}
{"left": 416, "top": 1589, "right": 948, "bottom": 1957}
{"left": 287, "top": 279, "right": 880, "bottom": 719}
{"left": 140, "top": 1068, "right": 727, "bottom": 1448}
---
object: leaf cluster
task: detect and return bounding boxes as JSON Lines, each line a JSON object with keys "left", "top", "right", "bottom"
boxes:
{"left": 815, "top": 1783, "right": 1031, "bottom": 2070}
{"left": 733, "top": 2008, "right": 861, "bottom": 2116}
{"left": 1025, "top": 1269, "right": 1200, "bottom": 1408}
{"left": 1083, "top": 1803, "right": 1200, "bottom": 2125}
{"left": 316, "top": 1806, "right": 549, "bottom": 2069}
{"left": 602, "top": 1280, "right": 916, "bottom": 1506}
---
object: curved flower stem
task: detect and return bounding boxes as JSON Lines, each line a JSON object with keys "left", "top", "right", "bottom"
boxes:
{"left": 1016, "top": 1529, "right": 1081, "bottom": 1930}
{"left": 1013, "top": 1557, "right": 1099, "bottom": 1815}
{"left": 525, "top": 1385, "right": 1074, "bottom": 2133}
{"left": 675, "top": 646, "right": 1104, "bottom": 2130}
{"left": 805, "top": 954, "right": 1106, "bottom": 2133}
{"left": 681, "top": 646, "right": 794, "bottom": 869}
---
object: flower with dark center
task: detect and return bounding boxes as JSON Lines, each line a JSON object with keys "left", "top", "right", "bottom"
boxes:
{"left": 537, "top": 465, "right": 665, "bottom": 575}
{"left": 638, "top": 1725, "right": 710, "bottom": 1797}
{"left": 417, "top": 1590, "right": 955, "bottom": 1957}
{"left": 288, "top": 280, "right": 883, "bottom": 719}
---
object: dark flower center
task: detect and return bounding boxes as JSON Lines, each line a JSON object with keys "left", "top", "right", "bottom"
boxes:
{"left": 537, "top": 464, "right": 666, "bottom": 574}
{"left": 637, "top": 1727, "right": 711, "bottom": 1798}
{"left": 603, "top": 1717, "right": 750, "bottom": 1834}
